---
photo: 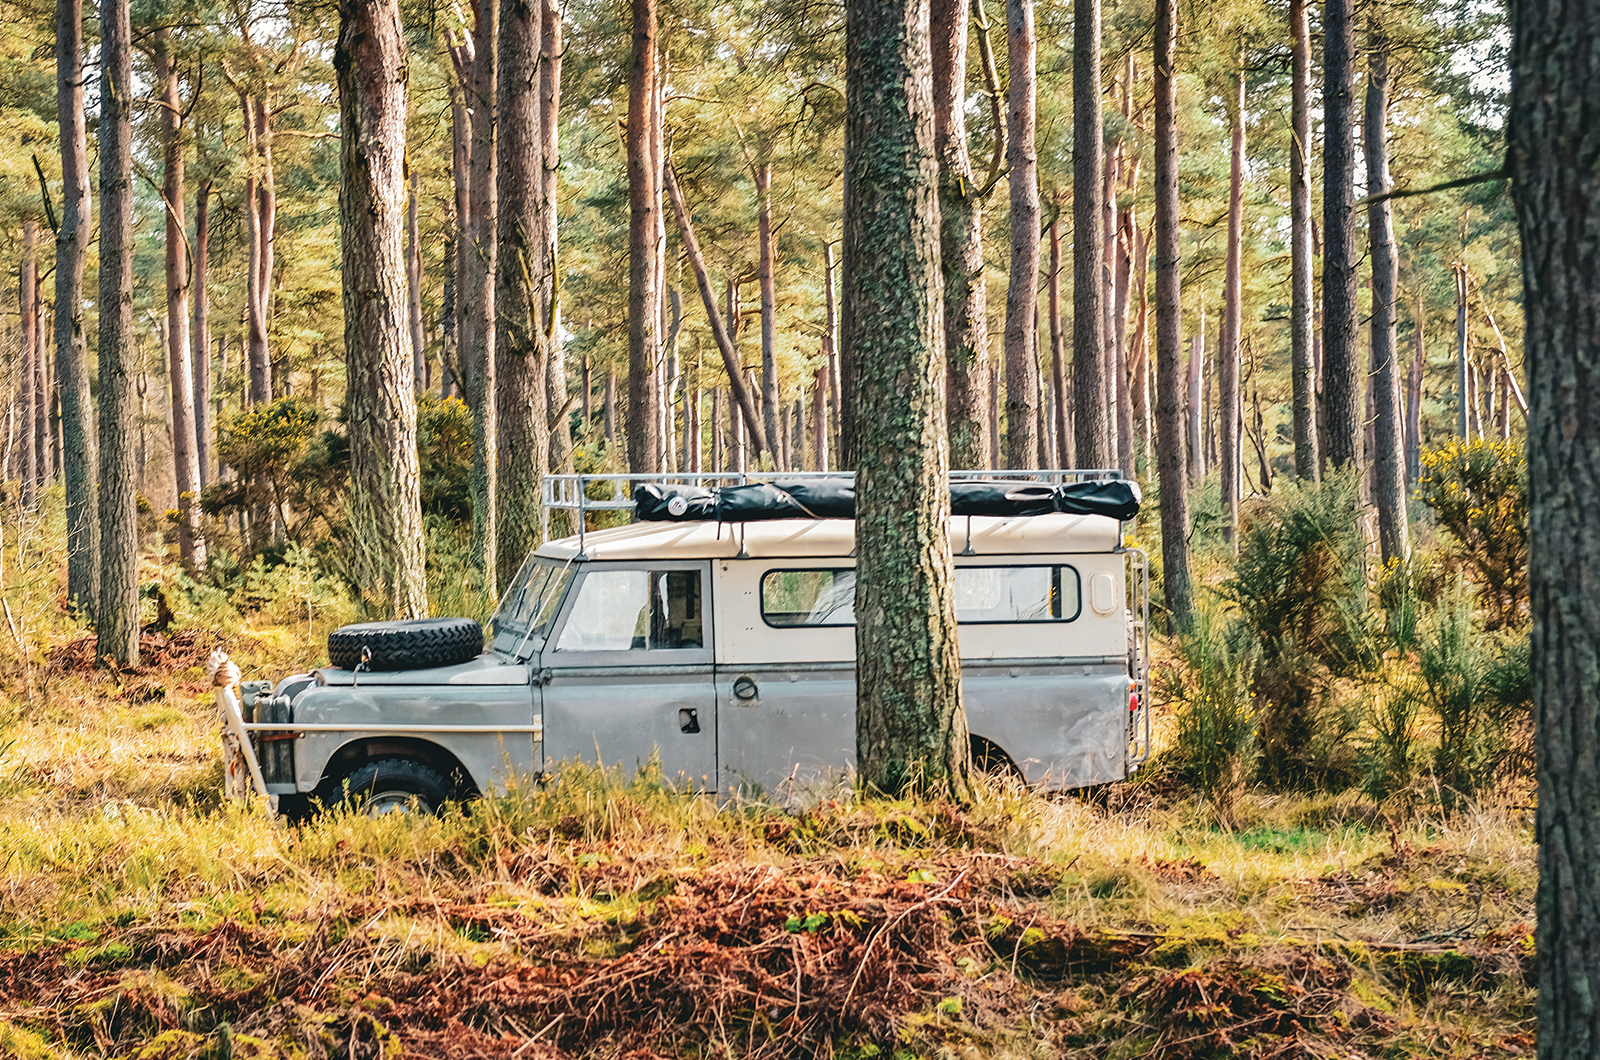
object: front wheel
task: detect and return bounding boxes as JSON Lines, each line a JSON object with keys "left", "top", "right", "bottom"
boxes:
{"left": 343, "top": 759, "right": 451, "bottom": 816}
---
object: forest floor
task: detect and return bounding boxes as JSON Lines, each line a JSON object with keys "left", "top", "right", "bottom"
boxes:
{"left": 0, "top": 624, "right": 1537, "bottom": 1060}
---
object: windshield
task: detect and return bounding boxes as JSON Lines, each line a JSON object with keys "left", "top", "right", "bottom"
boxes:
{"left": 489, "top": 555, "right": 576, "bottom": 656}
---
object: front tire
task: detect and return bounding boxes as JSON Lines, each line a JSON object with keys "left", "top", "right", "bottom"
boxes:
{"left": 344, "top": 759, "right": 451, "bottom": 816}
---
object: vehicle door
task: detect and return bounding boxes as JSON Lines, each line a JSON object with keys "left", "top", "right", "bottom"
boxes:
{"left": 718, "top": 565, "right": 858, "bottom": 803}
{"left": 538, "top": 561, "right": 716, "bottom": 789}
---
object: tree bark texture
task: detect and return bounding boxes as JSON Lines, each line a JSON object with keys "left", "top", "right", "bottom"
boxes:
{"left": 542, "top": 0, "right": 573, "bottom": 479}
{"left": 1049, "top": 213, "right": 1071, "bottom": 467}
{"left": 844, "top": 0, "right": 969, "bottom": 798}
{"left": 97, "top": 0, "right": 139, "bottom": 665}
{"left": 56, "top": 0, "right": 97, "bottom": 616}
{"left": 408, "top": 165, "right": 426, "bottom": 390}
{"left": 20, "top": 220, "right": 37, "bottom": 507}
{"left": 1365, "top": 26, "right": 1409, "bottom": 566}
{"left": 627, "top": 0, "right": 662, "bottom": 474}
{"left": 1153, "top": 0, "right": 1191, "bottom": 627}
{"left": 193, "top": 178, "right": 213, "bottom": 489}
{"left": 466, "top": 0, "right": 500, "bottom": 593}
{"left": 1004, "top": 0, "right": 1040, "bottom": 469}
{"left": 1321, "top": 0, "right": 1360, "bottom": 469}
{"left": 337, "top": 0, "right": 428, "bottom": 619}
{"left": 755, "top": 162, "right": 784, "bottom": 470}
{"left": 1220, "top": 48, "right": 1244, "bottom": 546}
{"left": 1509, "top": 0, "right": 1600, "bottom": 1051}
{"left": 497, "top": 0, "right": 550, "bottom": 589}
{"left": 1289, "top": 0, "right": 1318, "bottom": 478}
{"left": 932, "top": 0, "right": 990, "bottom": 470}
{"left": 1071, "top": 0, "right": 1109, "bottom": 470}
{"left": 1406, "top": 294, "right": 1424, "bottom": 484}
{"left": 157, "top": 30, "right": 207, "bottom": 572}
{"left": 237, "top": 91, "right": 276, "bottom": 406}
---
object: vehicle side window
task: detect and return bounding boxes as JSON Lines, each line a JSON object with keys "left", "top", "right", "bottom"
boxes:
{"left": 760, "top": 566, "right": 1081, "bottom": 627}
{"left": 555, "top": 569, "right": 704, "bottom": 651}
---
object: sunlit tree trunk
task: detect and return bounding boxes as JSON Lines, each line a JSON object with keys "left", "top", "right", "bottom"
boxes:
{"left": 193, "top": 178, "right": 213, "bottom": 488}
{"left": 755, "top": 161, "right": 783, "bottom": 470}
{"left": 1406, "top": 292, "right": 1424, "bottom": 484}
{"left": 497, "top": 0, "right": 550, "bottom": 586}
{"left": 1153, "top": 0, "right": 1191, "bottom": 627}
{"left": 466, "top": 0, "right": 499, "bottom": 592}
{"left": 1220, "top": 45, "right": 1244, "bottom": 545}
{"left": 1289, "top": 0, "right": 1318, "bottom": 478}
{"left": 1365, "top": 22, "right": 1409, "bottom": 565}
{"left": 845, "top": 0, "right": 969, "bottom": 799}
{"left": 56, "top": 0, "right": 97, "bottom": 617}
{"left": 1004, "top": 0, "right": 1040, "bottom": 468}
{"left": 408, "top": 166, "right": 425, "bottom": 390}
{"left": 1048, "top": 213, "right": 1072, "bottom": 467}
{"left": 1322, "top": 0, "right": 1360, "bottom": 469}
{"left": 1071, "top": 0, "right": 1108, "bottom": 469}
{"left": 97, "top": 0, "right": 139, "bottom": 665}
{"left": 19, "top": 220, "right": 37, "bottom": 508}
{"left": 543, "top": 0, "right": 573, "bottom": 479}
{"left": 627, "top": 0, "right": 662, "bottom": 473}
{"left": 932, "top": 0, "right": 990, "bottom": 470}
{"left": 338, "top": 0, "right": 428, "bottom": 618}
{"left": 156, "top": 29, "right": 206, "bottom": 571}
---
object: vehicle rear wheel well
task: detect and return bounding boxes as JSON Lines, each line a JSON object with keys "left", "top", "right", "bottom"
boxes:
{"left": 318, "top": 738, "right": 479, "bottom": 802}
{"left": 969, "top": 735, "right": 1025, "bottom": 783}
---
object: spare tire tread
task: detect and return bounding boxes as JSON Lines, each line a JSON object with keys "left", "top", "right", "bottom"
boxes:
{"left": 328, "top": 617, "right": 484, "bottom": 671}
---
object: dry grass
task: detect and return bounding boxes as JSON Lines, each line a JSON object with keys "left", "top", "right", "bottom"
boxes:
{"left": 0, "top": 541, "right": 1537, "bottom": 1058}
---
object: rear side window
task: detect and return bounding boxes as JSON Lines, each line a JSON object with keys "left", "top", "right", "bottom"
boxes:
{"left": 761, "top": 566, "right": 1081, "bottom": 627}
{"left": 555, "top": 569, "right": 704, "bottom": 651}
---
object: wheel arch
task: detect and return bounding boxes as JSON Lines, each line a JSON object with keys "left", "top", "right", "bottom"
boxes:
{"left": 316, "top": 737, "right": 480, "bottom": 801}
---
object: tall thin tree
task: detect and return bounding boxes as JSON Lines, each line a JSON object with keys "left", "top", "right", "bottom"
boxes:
{"left": 465, "top": 0, "right": 500, "bottom": 594}
{"left": 156, "top": 28, "right": 207, "bottom": 571}
{"left": 1072, "top": 0, "right": 1109, "bottom": 469}
{"left": 844, "top": 0, "right": 969, "bottom": 798}
{"left": 932, "top": 0, "right": 990, "bottom": 470}
{"left": 626, "top": 0, "right": 662, "bottom": 473}
{"left": 56, "top": 0, "right": 97, "bottom": 617}
{"left": 1003, "top": 0, "right": 1040, "bottom": 468}
{"left": 1365, "top": 21, "right": 1408, "bottom": 565}
{"left": 96, "top": 0, "right": 139, "bottom": 665}
{"left": 1321, "top": 0, "right": 1360, "bottom": 468}
{"left": 1153, "top": 0, "right": 1191, "bottom": 626}
{"left": 337, "top": 0, "right": 428, "bottom": 617}
{"left": 496, "top": 0, "right": 550, "bottom": 587}
{"left": 1219, "top": 43, "right": 1245, "bottom": 545}
{"left": 1289, "top": 0, "right": 1317, "bottom": 478}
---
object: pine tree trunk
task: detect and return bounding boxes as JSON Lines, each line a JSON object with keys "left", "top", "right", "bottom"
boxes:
{"left": 56, "top": 0, "right": 97, "bottom": 616}
{"left": 813, "top": 364, "right": 829, "bottom": 470}
{"left": 1048, "top": 213, "right": 1071, "bottom": 467}
{"left": 1365, "top": 24, "right": 1408, "bottom": 565}
{"left": 446, "top": 38, "right": 473, "bottom": 401}
{"left": 408, "top": 166, "right": 426, "bottom": 390}
{"left": 932, "top": 0, "right": 990, "bottom": 470}
{"left": 1004, "top": 0, "right": 1040, "bottom": 469}
{"left": 466, "top": 0, "right": 500, "bottom": 592}
{"left": 1188, "top": 307, "right": 1205, "bottom": 482}
{"left": 157, "top": 31, "right": 206, "bottom": 572}
{"left": 496, "top": 0, "right": 550, "bottom": 588}
{"left": 20, "top": 220, "right": 37, "bottom": 507}
{"left": 627, "top": 0, "right": 662, "bottom": 474}
{"left": 844, "top": 0, "right": 969, "bottom": 799}
{"left": 1289, "top": 0, "right": 1318, "bottom": 478}
{"left": 1070, "top": 0, "right": 1108, "bottom": 469}
{"left": 755, "top": 162, "right": 783, "bottom": 470}
{"left": 824, "top": 243, "right": 843, "bottom": 460}
{"left": 1220, "top": 47, "right": 1244, "bottom": 545}
{"left": 96, "top": 0, "right": 138, "bottom": 665}
{"left": 1153, "top": 0, "right": 1191, "bottom": 627}
{"left": 1321, "top": 0, "right": 1360, "bottom": 468}
{"left": 338, "top": 0, "right": 428, "bottom": 618}
{"left": 604, "top": 367, "right": 616, "bottom": 443}
{"left": 193, "top": 179, "right": 213, "bottom": 489}
{"left": 1406, "top": 293, "right": 1424, "bottom": 484}
{"left": 1455, "top": 265, "right": 1470, "bottom": 438}
{"left": 1509, "top": 0, "right": 1600, "bottom": 1050}
{"left": 542, "top": 0, "right": 573, "bottom": 479}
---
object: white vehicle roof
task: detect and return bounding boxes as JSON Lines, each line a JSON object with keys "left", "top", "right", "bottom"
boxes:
{"left": 535, "top": 512, "right": 1123, "bottom": 562}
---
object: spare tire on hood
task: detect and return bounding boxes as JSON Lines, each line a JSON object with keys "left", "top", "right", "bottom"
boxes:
{"left": 327, "top": 617, "right": 484, "bottom": 671}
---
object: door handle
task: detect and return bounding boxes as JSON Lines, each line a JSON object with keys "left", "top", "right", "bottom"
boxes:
{"left": 678, "top": 708, "right": 700, "bottom": 734}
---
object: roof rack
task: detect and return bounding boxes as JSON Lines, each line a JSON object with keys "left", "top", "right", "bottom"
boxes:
{"left": 540, "top": 469, "right": 1129, "bottom": 554}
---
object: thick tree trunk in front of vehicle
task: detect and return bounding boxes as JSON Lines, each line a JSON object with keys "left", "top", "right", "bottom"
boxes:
{"left": 843, "top": 0, "right": 969, "bottom": 799}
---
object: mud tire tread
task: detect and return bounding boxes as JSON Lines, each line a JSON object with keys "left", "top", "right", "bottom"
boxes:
{"left": 327, "top": 617, "right": 483, "bottom": 671}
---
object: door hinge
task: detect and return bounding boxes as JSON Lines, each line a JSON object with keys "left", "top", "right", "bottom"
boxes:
{"left": 533, "top": 668, "right": 554, "bottom": 687}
